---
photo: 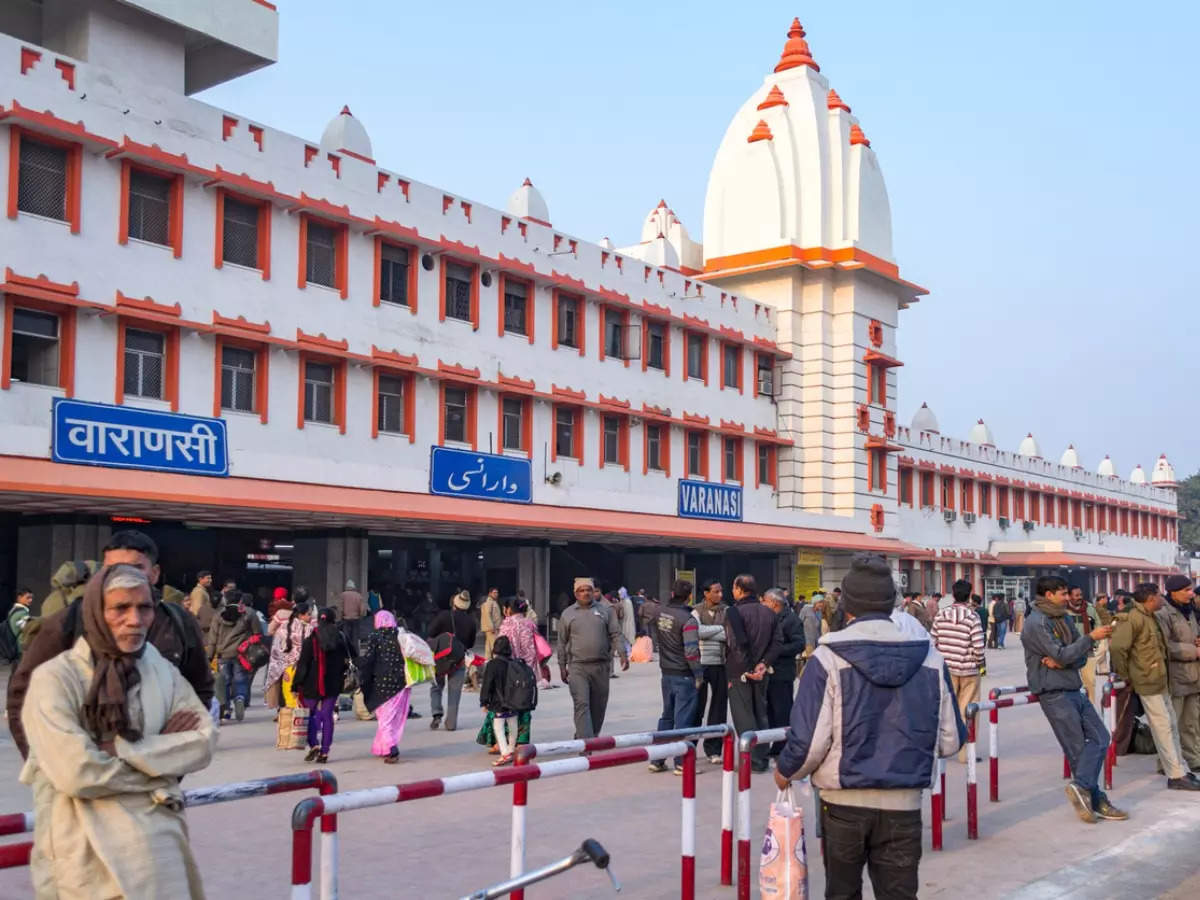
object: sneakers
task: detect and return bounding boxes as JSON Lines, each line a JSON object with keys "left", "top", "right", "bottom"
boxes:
{"left": 315, "top": 754, "right": 328, "bottom": 765}
{"left": 1064, "top": 783, "right": 1096, "bottom": 823}
{"left": 1166, "top": 776, "right": 1200, "bottom": 791}
{"left": 233, "top": 696, "right": 245, "bottom": 722}
{"left": 648, "top": 761, "right": 668, "bottom": 773}
{"left": 673, "top": 764, "right": 686, "bottom": 776}
{"left": 430, "top": 714, "right": 442, "bottom": 730}
{"left": 1094, "top": 798, "right": 1129, "bottom": 821}
{"left": 304, "top": 746, "right": 320, "bottom": 763}
{"left": 708, "top": 755, "right": 723, "bottom": 765}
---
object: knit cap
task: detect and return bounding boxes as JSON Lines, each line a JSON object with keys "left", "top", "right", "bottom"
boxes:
{"left": 840, "top": 553, "right": 896, "bottom": 617}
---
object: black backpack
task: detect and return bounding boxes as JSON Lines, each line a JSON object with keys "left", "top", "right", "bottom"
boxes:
{"left": 501, "top": 658, "right": 538, "bottom": 712}
{"left": 992, "top": 598, "right": 1010, "bottom": 621}
{"left": 0, "top": 619, "right": 20, "bottom": 664}
{"left": 431, "top": 631, "right": 466, "bottom": 678}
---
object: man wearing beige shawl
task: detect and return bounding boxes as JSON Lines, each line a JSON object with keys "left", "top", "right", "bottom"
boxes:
{"left": 20, "top": 564, "right": 217, "bottom": 899}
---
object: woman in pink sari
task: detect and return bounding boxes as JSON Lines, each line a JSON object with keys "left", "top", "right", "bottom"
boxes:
{"left": 359, "top": 610, "right": 409, "bottom": 764}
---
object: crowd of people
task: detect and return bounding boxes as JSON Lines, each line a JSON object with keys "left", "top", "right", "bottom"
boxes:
{"left": 6, "top": 529, "right": 1200, "bottom": 899}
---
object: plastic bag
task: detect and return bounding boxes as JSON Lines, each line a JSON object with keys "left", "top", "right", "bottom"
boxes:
{"left": 398, "top": 628, "right": 435, "bottom": 666}
{"left": 759, "top": 786, "right": 808, "bottom": 899}
{"left": 533, "top": 630, "right": 554, "bottom": 663}
{"left": 630, "top": 635, "right": 654, "bottom": 663}
{"left": 404, "top": 657, "right": 435, "bottom": 686}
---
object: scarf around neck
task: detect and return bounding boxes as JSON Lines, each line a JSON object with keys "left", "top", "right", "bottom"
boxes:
{"left": 1168, "top": 598, "right": 1196, "bottom": 621}
{"left": 1034, "top": 597, "right": 1075, "bottom": 646}
{"left": 81, "top": 566, "right": 148, "bottom": 744}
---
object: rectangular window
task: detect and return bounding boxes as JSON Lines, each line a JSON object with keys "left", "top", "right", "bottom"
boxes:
{"left": 222, "top": 196, "right": 260, "bottom": 269}
{"left": 756, "top": 353, "right": 774, "bottom": 397}
{"left": 646, "top": 423, "right": 664, "bottom": 471}
{"left": 1014, "top": 488, "right": 1026, "bottom": 521}
{"left": 556, "top": 294, "right": 580, "bottom": 348}
{"left": 444, "top": 262, "right": 473, "bottom": 322}
{"left": 123, "top": 328, "right": 165, "bottom": 399}
{"left": 722, "top": 343, "right": 741, "bottom": 390}
{"left": 960, "top": 479, "right": 973, "bottom": 512}
{"left": 941, "top": 475, "right": 955, "bottom": 510}
{"left": 605, "top": 309, "right": 624, "bottom": 358}
{"left": 868, "top": 363, "right": 887, "bottom": 406}
{"left": 686, "top": 333, "right": 705, "bottom": 381}
{"left": 980, "top": 484, "right": 991, "bottom": 515}
{"left": 723, "top": 436, "right": 743, "bottom": 483}
{"left": 127, "top": 169, "right": 172, "bottom": 246}
{"left": 920, "top": 471, "right": 935, "bottom": 507}
{"left": 899, "top": 467, "right": 914, "bottom": 506}
{"left": 376, "top": 374, "right": 407, "bottom": 435}
{"left": 379, "top": 244, "right": 410, "bottom": 306}
{"left": 554, "top": 406, "right": 579, "bottom": 459}
{"left": 1059, "top": 496, "right": 1069, "bottom": 525}
{"left": 443, "top": 386, "right": 469, "bottom": 443}
{"left": 646, "top": 321, "right": 666, "bottom": 370}
{"left": 503, "top": 280, "right": 528, "bottom": 336}
{"left": 997, "top": 486, "right": 1010, "bottom": 519}
{"left": 306, "top": 221, "right": 337, "bottom": 288}
{"left": 757, "top": 443, "right": 776, "bottom": 488}
{"left": 17, "top": 137, "right": 68, "bottom": 221}
{"left": 602, "top": 414, "right": 626, "bottom": 467}
{"left": 502, "top": 396, "right": 526, "bottom": 451}
{"left": 220, "top": 345, "right": 256, "bottom": 412}
{"left": 304, "top": 362, "right": 334, "bottom": 424}
{"left": 9, "top": 308, "right": 60, "bottom": 386}
{"left": 686, "top": 430, "right": 705, "bottom": 479}
{"left": 1044, "top": 493, "right": 1055, "bottom": 525}
{"left": 869, "top": 449, "right": 885, "bottom": 492}
{"left": 1030, "top": 492, "right": 1041, "bottom": 523}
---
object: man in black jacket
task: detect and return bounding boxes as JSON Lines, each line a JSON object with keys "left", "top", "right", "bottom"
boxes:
{"left": 763, "top": 587, "right": 806, "bottom": 757}
{"left": 723, "top": 574, "right": 781, "bottom": 772}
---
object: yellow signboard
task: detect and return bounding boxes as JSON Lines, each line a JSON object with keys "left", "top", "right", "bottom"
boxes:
{"left": 794, "top": 565, "right": 822, "bottom": 601}
{"left": 796, "top": 549, "right": 824, "bottom": 566}
{"left": 674, "top": 569, "right": 697, "bottom": 592}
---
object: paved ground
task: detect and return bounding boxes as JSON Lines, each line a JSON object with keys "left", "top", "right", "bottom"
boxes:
{"left": 2, "top": 630, "right": 1200, "bottom": 897}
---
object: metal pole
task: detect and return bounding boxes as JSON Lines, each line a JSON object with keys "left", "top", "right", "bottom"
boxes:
{"left": 720, "top": 730, "right": 734, "bottom": 886}
{"left": 736, "top": 734, "right": 754, "bottom": 900}
{"left": 930, "top": 757, "right": 943, "bottom": 851}
{"left": 988, "top": 704, "right": 1000, "bottom": 802}
{"left": 510, "top": 780, "right": 528, "bottom": 900}
{"left": 966, "top": 703, "right": 979, "bottom": 840}
{"left": 681, "top": 745, "right": 697, "bottom": 900}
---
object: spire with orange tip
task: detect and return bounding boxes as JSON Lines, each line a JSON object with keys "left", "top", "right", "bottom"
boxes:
{"left": 747, "top": 120, "right": 774, "bottom": 143}
{"left": 827, "top": 89, "right": 850, "bottom": 113}
{"left": 757, "top": 85, "right": 788, "bottom": 110}
{"left": 774, "top": 18, "right": 819, "bottom": 73}
{"left": 849, "top": 124, "right": 871, "bottom": 147}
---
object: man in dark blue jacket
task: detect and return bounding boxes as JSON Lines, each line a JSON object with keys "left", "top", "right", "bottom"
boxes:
{"left": 763, "top": 587, "right": 806, "bottom": 758}
{"left": 723, "top": 574, "right": 780, "bottom": 773}
{"left": 775, "top": 554, "right": 962, "bottom": 900}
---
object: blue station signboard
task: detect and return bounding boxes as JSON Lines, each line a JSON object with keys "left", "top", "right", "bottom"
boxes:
{"left": 677, "top": 478, "right": 743, "bottom": 522}
{"left": 429, "top": 446, "right": 533, "bottom": 504}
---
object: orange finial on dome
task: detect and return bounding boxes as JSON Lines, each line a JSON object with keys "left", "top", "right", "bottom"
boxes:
{"left": 827, "top": 89, "right": 850, "bottom": 112}
{"left": 849, "top": 124, "right": 871, "bottom": 147}
{"left": 757, "top": 85, "right": 788, "bottom": 110}
{"left": 747, "top": 120, "right": 774, "bottom": 143}
{"left": 340, "top": 105, "right": 353, "bottom": 116}
{"left": 774, "top": 17, "right": 820, "bottom": 73}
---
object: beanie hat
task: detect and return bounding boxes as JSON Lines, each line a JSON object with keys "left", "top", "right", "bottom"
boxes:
{"left": 273, "top": 586, "right": 288, "bottom": 600}
{"left": 452, "top": 591, "right": 471, "bottom": 611}
{"left": 839, "top": 553, "right": 896, "bottom": 617}
{"left": 1165, "top": 574, "right": 1194, "bottom": 594}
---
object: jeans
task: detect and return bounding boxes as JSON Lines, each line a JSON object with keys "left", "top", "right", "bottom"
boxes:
{"left": 658, "top": 673, "right": 700, "bottom": 766}
{"left": 728, "top": 677, "right": 770, "bottom": 768}
{"left": 303, "top": 696, "right": 337, "bottom": 754}
{"left": 1039, "top": 689, "right": 1110, "bottom": 808}
{"left": 695, "top": 664, "right": 728, "bottom": 758}
{"left": 822, "top": 802, "right": 921, "bottom": 900}
{"left": 430, "top": 665, "right": 466, "bottom": 730}
{"left": 217, "top": 659, "right": 250, "bottom": 711}
{"left": 994, "top": 620, "right": 1008, "bottom": 648}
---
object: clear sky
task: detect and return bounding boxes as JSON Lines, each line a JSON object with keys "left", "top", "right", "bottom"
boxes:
{"left": 200, "top": 0, "right": 1200, "bottom": 480}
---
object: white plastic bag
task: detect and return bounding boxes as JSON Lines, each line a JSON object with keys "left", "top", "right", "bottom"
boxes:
{"left": 759, "top": 785, "right": 808, "bottom": 899}
{"left": 397, "top": 628, "right": 435, "bottom": 666}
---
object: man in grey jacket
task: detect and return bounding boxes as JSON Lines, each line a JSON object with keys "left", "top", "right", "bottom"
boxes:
{"left": 558, "top": 578, "right": 628, "bottom": 738}
{"left": 693, "top": 579, "right": 728, "bottom": 763}
{"left": 1156, "top": 575, "right": 1200, "bottom": 771}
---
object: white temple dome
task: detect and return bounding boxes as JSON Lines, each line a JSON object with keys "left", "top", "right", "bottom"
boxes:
{"left": 1097, "top": 455, "right": 1115, "bottom": 477}
{"left": 1151, "top": 454, "right": 1177, "bottom": 486}
{"left": 967, "top": 419, "right": 994, "bottom": 446}
{"left": 506, "top": 178, "right": 551, "bottom": 226}
{"left": 1130, "top": 464, "right": 1147, "bottom": 484}
{"left": 910, "top": 403, "right": 939, "bottom": 433}
{"left": 1060, "top": 445, "right": 1081, "bottom": 468}
{"left": 319, "top": 106, "right": 373, "bottom": 161}
{"left": 702, "top": 18, "right": 893, "bottom": 265}
{"left": 637, "top": 233, "right": 680, "bottom": 268}
{"left": 1018, "top": 433, "right": 1042, "bottom": 458}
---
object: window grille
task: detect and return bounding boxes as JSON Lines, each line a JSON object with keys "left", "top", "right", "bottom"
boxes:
{"left": 445, "top": 263, "right": 473, "bottom": 321}
{"left": 687, "top": 431, "right": 703, "bottom": 477}
{"left": 379, "top": 244, "right": 409, "bottom": 305}
{"left": 124, "top": 328, "right": 165, "bottom": 399}
{"left": 222, "top": 197, "right": 259, "bottom": 268}
{"left": 306, "top": 222, "right": 336, "bottom": 287}
{"left": 503, "top": 282, "right": 527, "bottom": 335}
{"left": 605, "top": 315, "right": 624, "bottom": 358}
{"left": 758, "top": 445, "right": 772, "bottom": 486}
{"left": 686, "top": 334, "right": 705, "bottom": 379}
{"left": 724, "top": 437, "right": 739, "bottom": 481}
{"left": 304, "top": 362, "right": 334, "bottom": 423}
{"left": 9, "top": 308, "right": 59, "bottom": 386}
{"left": 220, "top": 346, "right": 256, "bottom": 412}
{"left": 128, "top": 170, "right": 171, "bottom": 245}
{"left": 603, "top": 415, "right": 621, "bottom": 464}
{"left": 502, "top": 397, "right": 524, "bottom": 450}
{"left": 554, "top": 407, "right": 576, "bottom": 458}
{"left": 17, "top": 137, "right": 67, "bottom": 221}
{"left": 557, "top": 296, "right": 578, "bottom": 347}
{"left": 646, "top": 425, "right": 663, "bottom": 470}
{"left": 723, "top": 344, "right": 740, "bottom": 389}
{"left": 647, "top": 323, "right": 665, "bottom": 370}
{"left": 443, "top": 387, "right": 468, "bottom": 442}
{"left": 756, "top": 356, "right": 775, "bottom": 396}
{"left": 377, "top": 374, "right": 406, "bottom": 433}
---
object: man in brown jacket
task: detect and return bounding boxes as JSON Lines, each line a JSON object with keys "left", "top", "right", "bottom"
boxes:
{"left": 6, "top": 530, "right": 213, "bottom": 758}
{"left": 1155, "top": 575, "right": 1200, "bottom": 771}
{"left": 187, "top": 570, "right": 215, "bottom": 638}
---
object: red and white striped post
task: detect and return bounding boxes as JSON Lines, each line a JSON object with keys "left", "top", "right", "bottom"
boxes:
{"left": 681, "top": 745, "right": 698, "bottom": 899}
{"left": 930, "top": 757, "right": 943, "bottom": 851}
{"left": 0, "top": 812, "right": 33, "bottom": 838}
{"left": 1102, "top": 679, "right": 1127, "bottom": 790}
{"left": 987, "top": 685, "right": 1029, "bottom": 701}
{"left": 965, "top": 701, "right": 979, "bottom": 840}
{"left": 988, "top": 703, "right": 1000, "bottom": 802}
{"left": 736, "top": 727, "right": 786, "bottom": 900}
{"left": 720, "top": 730, "right": 735, "bottom": 886}
{"left": 290, "top": 742, "right": 695, "bottom": 900}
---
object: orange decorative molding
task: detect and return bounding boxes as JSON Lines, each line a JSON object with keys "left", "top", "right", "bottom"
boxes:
{"left": 682, "top": 412, "right": 710, "bottom": 426}
{"left": 719, "top": 324, "right": 746, "bottom": 341}
{"left": 212, "top": 311, "right": 270, "bottom": 334}
{"left": 437, "top": 360, "right": 481, "bottom": 381}
{"left": 54, "top": 59, "right": 75, "bottom": 90}
{"left": 868, "top": 319, "right": 884, "bottom": 347}
{"left": 719, "top": 419, "right": 746, "bottom": 432}
{"left": 753, "top": 426, "right": 779, "bottom": 438}
{"left": 551, "top": 270, "right": 587, "bottom": 292}
{"left": 303, "top": 145, "right": 318, "bottom": 166}
{"left": 371, "top": 346, "right": 419, "bottom": 368}
{"left": 642, "top": 403, "right": 671, "bottom": 418}
{"left": 497, "top": 373, "right": 535, "bottom": 391}
{"left": 19, "top": 47, "right": 41, "bottom": 74}
{"left": 4, "top": 268, "right": 78, "bottom": 296}
{"left": 498, "top": 253, "right": 537, "bottom": 275}
{"left": 0, "top": 101, "right": 120, "bottom": 149}
{"left": 827, "top": 89, "right": 851, "bottom": 112}
{"left": 377, "top": 172, "right": 390, "bottom": 192}
{"left": 291, "top": 192, "right": 353, "bottom": 223}
{"left": 368, "top": 216, "right": 420, "bottom": 243}
{"left": 775, "top": 18, "right": 819, "bottom": 73}
{"left": 857, "top": 404, "right": 871, "bottom": 432}
{"left": 222, "top": 116, "right": 239, "bottom": 140}
{"left": 597, "top": 394, "right": 631, "bottom": 409}
{"left": 296, "top": 328, "right": 348, "bottom": 352}
{"left": 551, "top": 384, "right": 586, "bottom": 401}
{"left": 883, "top": 411, "right": 897, "bottom": 438}
{"left": 642, "top": 299, "right": 671, "bottom": 317}
{"left": 248, "top": 124, "right": 263, "bottom": 150}
{"left": 115, "top": 290, "right": 181, "bottom": 317}
{"left": 870, "top": 504, "right": 885, "bottom": 533}
{"left": 442, "top": 195, "right": 454, "bottom": 214}
{"left": 757, "top": 85, "right": 788, "bottom": 110}
{"left": 500, "top": 215, "right": 512, "bottom": 234}
{"left": 850, "top": 124, "right": 871, "bottom": 147}
{"left": 864, "top": 349, "right": 903, "bottom": 368}
{"left": 683, "top": 313, "right": 711, "bottom": 329}
{"left": 747, "top": 120, "right": 774, "bottom": 143}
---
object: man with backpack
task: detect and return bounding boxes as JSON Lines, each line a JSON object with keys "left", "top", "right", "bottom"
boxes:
{"left": 1, "top": 588, "right": 33, "bottom": 663}
{"left": 6, "top": 530, "right": 213, "bottom": 759}
{"left": 207, "top": 593, "right": 263, "bottom": 722}
{"left": 991, "top": 593, "right": 1011, "bottom": 649}
{"left": 428, "top": 590, "right": 478, "bottom": 731}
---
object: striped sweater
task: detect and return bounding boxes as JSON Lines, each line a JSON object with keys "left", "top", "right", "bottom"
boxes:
{"left": 930, "top": 603, "right": 985, "bottom": 676}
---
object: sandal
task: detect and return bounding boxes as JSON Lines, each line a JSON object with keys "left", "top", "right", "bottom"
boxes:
{"left": 488, "top": 745, "right": 501, "bottom": 755}
{"left": 492, "top": 754, "right": 513, "bottom": 767}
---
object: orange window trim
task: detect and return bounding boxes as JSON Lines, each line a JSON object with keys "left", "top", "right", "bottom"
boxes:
{"left": 1, "top": 293, "right": 77, "bottom": 396}
{"left": 754, "top": 442, "right": 778, "bottom": 489}
{"left": 550, "top": 403, "right": 584, "bottom": 463}
{"left": 641, "top": 317, "right": 670, "bottom": 376}
{"left": 723, "top": 436, "right": 744, "bottom": 484}
{"left": 720, "top": 342, "right": 743, "bottom": 393}
{"left": 438, "top": 381, "right": 478, "bottom": 449}
{"left": 598, "top": 306, "right": 631, "bottom": 367}
{"left": 899, "top": 465, "right": 913, "bottom": 506}
{"left": 497, "top": 393, "right": 533, "bottom": 458}
{"left": 372, "top": 236, "right": 418, "bottom": 313}
{"left": 213, "top": 188, "right": 272, "bottom": 280}
{"left": 115, "top": 318, "right": 180, "bottom": 410}
{"left": 371, "top": 367, "right": 415, "bottom": 442}
{"left": 643, "top": 422, "right": 671, "bottom": 477}
{"left": 118, "top": 160, "right": 183, "bottom": 257}
{"left": 685, "top": 430, "right": 708, "bottom": 479}
{"left": 297, "top": 214, "right": 349, "bottom": 299}
{"left": 213, "top": 335, "right": 270, "bottom": 424}
{"left": 497, "top": 274, "right": 534, "bottom": 343}
{"left": 751, "top": 352, "right": 770, "bottom": 397}
{"left": 296, "top": 352, "right": 347, "bottom": 434}
{"left": 597, "top": 413, "right": 630, "bottom": 471}
{"left": 683, "top": 330, "right": 709, "bottom": 384}
{"left": 551, "top": 290, "right": 585, "bottom": 356}
{"left": 439, "top": 257, "right": 480, "bottom": 330}
{"left": 7, "top": 128, "right": 83, "bottom": 234}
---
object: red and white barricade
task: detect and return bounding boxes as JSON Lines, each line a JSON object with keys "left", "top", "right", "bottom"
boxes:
{"left": 1101, "top": 678, "right": 1128, "bottom": 791}
{"left": 289, "top": 742, "right": 697, "bottom": 900}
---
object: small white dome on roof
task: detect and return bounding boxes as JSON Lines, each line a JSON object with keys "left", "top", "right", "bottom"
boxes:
{"left": 506, "top": 178, "right": 551, "bottom": 225}
{"left": 910, "top": 403, "right": 939, "bottom": 433}
{"left": 967, "top": 419, "right": 995, "bottom": 446}
{"left": 598, "top": 237, "right": 615, "bottom": 249}
{"left": 319, "top": 106, "right": 373, "bottom": 161}
{"left": 1018, "top": 432, "right": 1041, "bottom": 458}
{"left": 1130, "top": 464, "right": 1147, "bottom": 484}
{"left": 1151, "top": 454, "right": 1178, "bottom": 486}
{"left": 1060, "top": 444, "right": 1081, "bottom": 468}
{"left": 642, "top": 200, "right": 692, "bottom": 244}
{"left": 638, "top": 233, "right": 680, "bottom": 268}
{"left": 1097, "top": 455, "right": 1116, "bottom": 477}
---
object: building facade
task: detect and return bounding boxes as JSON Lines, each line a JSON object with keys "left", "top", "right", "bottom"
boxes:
{"left": 0, "top": 4, "right": 1179, "bottom": 615}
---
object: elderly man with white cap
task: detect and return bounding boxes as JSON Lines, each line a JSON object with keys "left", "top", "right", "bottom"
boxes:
{"left": 557, "top": 578, "right": 628, "bottom": 738}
